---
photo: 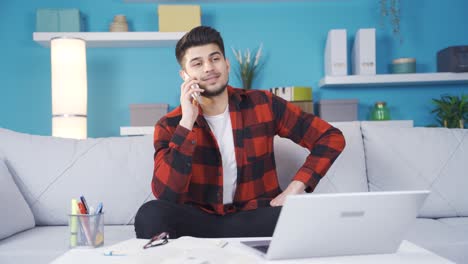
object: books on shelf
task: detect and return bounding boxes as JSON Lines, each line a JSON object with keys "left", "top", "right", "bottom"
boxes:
{"left": 270, "top": 86, "right": 314, "bottom": 114}
{"left": 269, "top": 86, "right": 312, "bottom": 101}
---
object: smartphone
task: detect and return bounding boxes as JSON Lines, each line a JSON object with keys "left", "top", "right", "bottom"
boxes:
{"left": 183, "top": 71, "right": 201, "bottom": 103}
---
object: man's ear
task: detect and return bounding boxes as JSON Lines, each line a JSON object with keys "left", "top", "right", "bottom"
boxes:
{"left": 226, "top": 58, "right": 230, "bottom": 73}
{"left": 179, "top": 69, "right": 187, "bottom": 81}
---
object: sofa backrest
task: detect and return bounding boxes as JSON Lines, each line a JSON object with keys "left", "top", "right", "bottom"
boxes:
{"left": 0, "top": 128, "right": 154, "bottom": 225}
{"left": 361, "top": 124, "right": 468, "bottom": 218}
{"left": 274, "top": 121, "right": 368, "bottom": 193}
{"left": 1, "top": 121, "right": 369, "bottom": 226}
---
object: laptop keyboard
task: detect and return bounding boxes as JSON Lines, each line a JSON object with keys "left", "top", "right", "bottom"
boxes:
{"left": 253, "top": 244, "right": 270, "bottom": 253}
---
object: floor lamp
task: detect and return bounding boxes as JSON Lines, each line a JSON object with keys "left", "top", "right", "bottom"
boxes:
{"left": 51, "top": 38, "right": 87, "bottom": 139}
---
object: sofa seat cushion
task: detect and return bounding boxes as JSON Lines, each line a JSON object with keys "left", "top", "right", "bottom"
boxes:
{"left": 362, "top": 126, "right": 468, "bottom": 218}
{"left": 0, "top": 128, "right": 155, "bottom": 225}
{"left": 0, "top": 225, "right": 135, "bottom": 264}
{"left": 406, "top": 218, "right": 468, "bottom": 264}
{"left": 0, "top": 159, "right": 35, "bottom": 240}
{"left": 274, "top": 121, "right": 368, "bottom": 193}
{"left": 438, "top": 217, "right": 468, "bottom": 230}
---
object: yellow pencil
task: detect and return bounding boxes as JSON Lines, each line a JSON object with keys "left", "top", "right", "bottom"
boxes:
{"left": 70, "top": 199, "right": 79, "bottom": 247}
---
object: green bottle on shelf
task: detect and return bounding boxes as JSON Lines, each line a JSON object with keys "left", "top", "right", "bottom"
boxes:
{"left": 370, "top": 101, "right": 391, "bottom": 121}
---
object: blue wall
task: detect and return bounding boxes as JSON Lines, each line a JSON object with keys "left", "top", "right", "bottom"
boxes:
{"left": 1, "top": 0, "right": 467, "bottom": 137}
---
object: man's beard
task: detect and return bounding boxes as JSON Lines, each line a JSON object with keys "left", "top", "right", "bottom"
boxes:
{"left": 200, "top": 79, "right": 228, "bottom": 98}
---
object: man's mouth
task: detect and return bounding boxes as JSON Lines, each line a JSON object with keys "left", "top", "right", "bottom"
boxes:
{"left": 202, "top": 74, "right": 221, "bottom": 82}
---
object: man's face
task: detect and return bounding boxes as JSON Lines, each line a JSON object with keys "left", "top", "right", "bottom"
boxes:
{"left": 181, "top": 43, "right": 230, "bottom": 97}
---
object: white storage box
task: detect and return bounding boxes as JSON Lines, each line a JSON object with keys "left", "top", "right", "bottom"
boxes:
{"left": 352, "top": 28, "right": 376, "bottom": 75}
{"left": 324, "top": 29, "right": 348, "bottom": 76}
{"left": 129, "top": 104, "right": 168, "bottom": 126}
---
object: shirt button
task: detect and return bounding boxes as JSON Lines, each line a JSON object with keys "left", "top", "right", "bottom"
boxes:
{"left": 191, "top": 140, "right": 196, "bottom": 145}
{"left": 186, "top": 162, "right": 191, "bottom": 167}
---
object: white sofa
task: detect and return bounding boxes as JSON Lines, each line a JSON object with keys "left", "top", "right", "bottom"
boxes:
{"left": 0, "top": 121, "right": 467, "bottom": 263}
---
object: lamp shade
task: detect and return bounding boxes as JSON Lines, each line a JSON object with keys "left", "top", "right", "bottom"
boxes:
{"left": 51, "top": 38, "right": 87, "bottom": 139}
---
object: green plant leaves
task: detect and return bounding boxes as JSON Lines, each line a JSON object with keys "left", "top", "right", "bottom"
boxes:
{"left": 431, "top": 94, "right": 467, "bottom": 128}
{"left": 231, "top": 44, "right": 264, "bottom": 90}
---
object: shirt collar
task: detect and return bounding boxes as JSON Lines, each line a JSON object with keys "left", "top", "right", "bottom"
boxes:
{"left": 194, "top": 85, "right": 245, "bottom": 127}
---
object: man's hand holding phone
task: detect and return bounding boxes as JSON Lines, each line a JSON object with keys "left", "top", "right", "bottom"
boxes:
{"left": 179, "top": 72, "right": 204, "bottom": 130}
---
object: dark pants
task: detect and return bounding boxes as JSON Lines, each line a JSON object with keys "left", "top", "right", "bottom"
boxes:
{"left": 134, "top": 199, "right": 282, "bottom": 239}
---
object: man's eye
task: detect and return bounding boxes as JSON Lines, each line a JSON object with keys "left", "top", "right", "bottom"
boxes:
{"left": 213, "top": 57, "right": 220, "bottom": 61}
{"left": 192, "top": 62, "right": 201, "bottom": 67}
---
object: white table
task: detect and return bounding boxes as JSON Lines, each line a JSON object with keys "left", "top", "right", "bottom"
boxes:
{"left": 51, "top": 237, "right": 453, "bottom": 264}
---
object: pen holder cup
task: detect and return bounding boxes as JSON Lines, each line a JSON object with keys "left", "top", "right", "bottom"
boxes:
{"left": 69, "top": 213, "right": 104, "bottom": 248}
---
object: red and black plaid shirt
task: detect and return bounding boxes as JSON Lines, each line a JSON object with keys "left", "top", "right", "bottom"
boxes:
{"left": 152, "top": 86, "right": 345, "bottom": 215}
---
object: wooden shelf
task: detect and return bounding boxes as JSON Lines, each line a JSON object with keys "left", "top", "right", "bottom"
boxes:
{"left": 319, "top": 73, "right": 468, "bottom": 88}
{"left": 33, "top": 32, "right": 186, "bottom": 48}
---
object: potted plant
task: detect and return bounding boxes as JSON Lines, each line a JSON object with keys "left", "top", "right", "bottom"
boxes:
{"left": 431, "top": 94, "right": 468, "bottom": 128}
{"left": 380, "top": 0, "right": 402, "bottom": 43}
{"left": 231, "top": 44, "right": 264, "bottom": 90}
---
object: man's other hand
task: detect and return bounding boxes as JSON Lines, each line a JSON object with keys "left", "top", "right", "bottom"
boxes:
{"left": 270, "top": 180, "right": 306, "bottom": 207}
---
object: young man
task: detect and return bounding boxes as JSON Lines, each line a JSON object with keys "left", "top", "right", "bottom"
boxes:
{"left": 135, "top": 26, "right": 345, "bottom": 239}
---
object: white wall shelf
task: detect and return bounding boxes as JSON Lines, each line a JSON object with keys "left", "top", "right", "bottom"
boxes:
{"left": 124, "top": 0, "right": 312, "bottom": 2}
{"left": 120, "top": 126, "right": 153, "bottom": 136}
{"left": 33, "top": 32, "right": 186, "bottom": 48}
{"left": 319, "top": 73, "right": 468, "bottom": 88}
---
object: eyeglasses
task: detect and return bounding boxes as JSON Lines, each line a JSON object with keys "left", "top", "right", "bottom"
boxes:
{"left": 143, "top": 232, "right": 169, "bottom": 249}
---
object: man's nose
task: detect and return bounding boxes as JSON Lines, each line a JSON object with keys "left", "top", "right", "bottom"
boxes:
{"left": 203, "top": 60, "right": 215, "bottom": 72}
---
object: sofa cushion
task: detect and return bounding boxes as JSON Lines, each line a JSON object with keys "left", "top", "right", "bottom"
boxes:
{"left": 0, "top": 128, "right": 154, "bottom": 225}
{"left": 438, "top": 217, "right": 468, "bottom": 230}
{"left": 0, "top": 159, "right": 35, "bottom": 240}
{"left": 0, "top": 225, "right": 135, "bottom": 264}
{"left": 362, "top": 126, "right": 468, "bottom": 218}
{"left": 274, "top": 121, "right": 368, "bottom": 193}
{"left": 406, "top": 218, "right": 468, "bottom": 263}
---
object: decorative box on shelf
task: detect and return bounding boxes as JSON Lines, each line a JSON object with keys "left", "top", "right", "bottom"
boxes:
{"left": 318, "top": 99, "right": 358, "bottom": 122}
{"left": 324, "top": 29, "right": 348, "bottom": 76}
{"left": 130, "top": 103, "right": 168, "bottom": 126}
{"left": 291, "top": 101, "right": 314, "bottom": 114}
{"left": 36, "top": 8, "right": 85, "bottom": 32}
{"left": 158, "top": 5, "right": 201, "bottom": 32}
{"left": 352, "top": 28, "right": 376, "bottom": 75}
{"left": 437, "top": 46, "right": 468, "bottom": 73}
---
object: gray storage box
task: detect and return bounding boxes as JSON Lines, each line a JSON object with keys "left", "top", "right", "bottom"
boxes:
{"left": 130, "top": 104, "right": 168, "bottom": 126}
{"left": 318, "top": 99, "right": 358, "bottom": 122}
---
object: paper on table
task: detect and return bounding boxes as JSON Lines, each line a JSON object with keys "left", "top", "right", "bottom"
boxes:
{"left": 99, "top": 237, "right": 259, "bottom": 264}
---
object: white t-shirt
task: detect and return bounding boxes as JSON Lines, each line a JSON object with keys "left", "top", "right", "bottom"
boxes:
{"left": 204, "top": 105, "right": 237, "bottom": 204}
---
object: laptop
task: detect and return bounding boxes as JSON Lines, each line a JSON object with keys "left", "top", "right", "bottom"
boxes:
{"left": 241, "top": 190, "right": 430, "bottom": 260}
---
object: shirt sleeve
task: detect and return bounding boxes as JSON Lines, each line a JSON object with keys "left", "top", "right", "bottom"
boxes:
{"left": 270, "top": 94, "right": 346, "bottom": 192}
{"left": 152, "top": 122, "right": 197, "bottom": 202}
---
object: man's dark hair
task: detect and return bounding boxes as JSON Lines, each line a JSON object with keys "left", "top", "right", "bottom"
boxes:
{"left": 175, "top": 26, "right": 225, "bottom": 66}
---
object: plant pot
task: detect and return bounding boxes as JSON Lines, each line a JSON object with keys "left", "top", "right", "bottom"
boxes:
{"left": 443, "top": 119, "right": 465, "bottom": 128}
